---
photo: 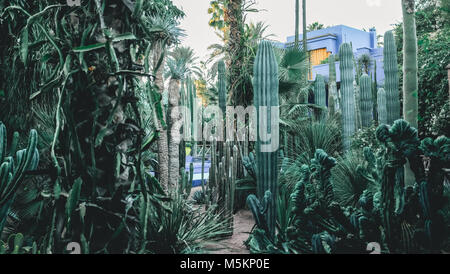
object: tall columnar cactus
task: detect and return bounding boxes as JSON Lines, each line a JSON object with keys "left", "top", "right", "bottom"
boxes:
{"left": 377, "top": 88, "right": 388, "bottom": 125}
{"left": 314, "top": 74, "right": 326, "bottom": 119}
{"left": 0, "top": 122, "right": 39, "bottom": 234}
{"left": 314, "top": 74, "right": 326, "bottom": 107}
{"left": 328, "top": 93, "right": 336, "bottom": 117}
{"left": 339, "top": 43, "right": 356, "bottom": 151}
{"left": 328, "top": 55, "right": 339, "bottom": 112}
{"left": 372, "top": 61, "right": 378, "bottom": 122}
{"left": 401, "top": 0, "right": 418, "bottom": 130}
{"left": 360, "top": 74, "right": 373, "bottom": 127}
{"left": 248, "top": 41, "right": 279, "bottom": 239}
{"left": 218, "top": 60, "right": 227, "bottom": 117}
{"left": 401, "top": 0, "right": 419, "bottom": 188}
{"left": 185, "top": 78, "right": 198, "bottom": 155}
{"left": 383, "top": 31, "right": 400, "bottom": 125}
{"left": 354, "top": 81, "right": 362, "bottom": 129}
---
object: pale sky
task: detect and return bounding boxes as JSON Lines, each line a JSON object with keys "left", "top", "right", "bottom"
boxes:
{"left": 172, "top": 0, "right": 403, "bottom": 61}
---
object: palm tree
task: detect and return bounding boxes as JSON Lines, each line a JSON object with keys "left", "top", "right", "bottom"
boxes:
{"left": 169, "top": 47, "right": 202, "bottom": 79}
{"left": 146, "top": 14, "right": 185, "bottom": 193}
{"left": 165, "top": 58, "right": 184, "bottom": 187}
{"left": 307, "top": 22, "right": 324, "bottom": 32}
{"left": 225, "top": 0, "right": 245, "bottom": 105}
{"left": 165, "top": 47, "right": 201, "bottom": 187}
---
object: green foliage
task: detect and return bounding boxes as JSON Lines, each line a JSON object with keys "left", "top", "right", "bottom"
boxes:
{"left": 0, "top": 233, "right": 32, "bottom": 254}
{"left": 307, "top": 22, "right": 325, "bottom": 32}
{"left": 431, "top": 101, "right": 450, "bottom": 137}
{"left": 0, "top": 122, "right": 39, "bottom": 236}
{"left": 331, "top": 150, "right": 373, "bottom": 207}
{"left": 144, "top": 192, "right": 230, "bottom": 254}
{"left": 249, "top": 119, "right": 449, "bottom": 254}
{"left": 282, "top": 118, "right": 342, "bottom": 168}
{"left": 350, "top": 123, "right": 382, "bottom": 154}
{"left": 393, "top": 0, "right": 450, "bottom": 138}
{"left": 357, "top": 54, "right": 373, "bottom": 75}
{"left": 192, "top": 190, "right": 206, "bottom": 204}
{"left": 0, "top": 0, "right": 189, "bottom": 254}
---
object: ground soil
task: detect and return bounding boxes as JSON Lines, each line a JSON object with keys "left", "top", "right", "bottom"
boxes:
{"left": 202, "top": 209, "right": 254, "bottom": 254}
{"left": 190, "top": 187, "right": 254, "bottom": 254}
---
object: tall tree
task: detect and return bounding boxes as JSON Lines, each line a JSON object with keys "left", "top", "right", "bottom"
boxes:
{"left": 165, "top": 47, "right": 200, "bottom": 188}
{"left": 225, "top": 0, "right": 245, "bottom": 106}
{"left": 165, "top": 59, "right": 183, "bottom": 187}
{"left": 302, "top": 0, "right": 307, "bottom": 53}
{"left": 146, "top": 10, "right": 184, "bottom": 192}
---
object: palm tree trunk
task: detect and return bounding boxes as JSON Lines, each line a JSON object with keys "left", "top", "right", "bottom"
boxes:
{"left": 302, "top": 0, "right": 307, "bottom": 53}
{"left": 302, "top": 0, "right": 309, "bottom": 103}
{"left": 295, "top": 0, "right": 299, "bottom": 48}
{"left": 153, "top": 41, "right": 169, "bottom": 192}
{"left": 401, "top": 0, "right": 418, "bottom": 187}
{"left": 168, "top": 78, "right": 181, "bottom": 188}
{"left": 225, "top": 0, "right": 245, "bottom": 106}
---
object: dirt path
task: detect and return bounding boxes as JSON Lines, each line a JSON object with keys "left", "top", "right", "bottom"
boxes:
{"left": 203, "top": 210, "right": 254, "bottom": 254}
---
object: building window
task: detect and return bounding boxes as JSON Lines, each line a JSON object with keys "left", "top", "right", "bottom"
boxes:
{"left": 309, "top": 48, "right": 330, "bottom": 80}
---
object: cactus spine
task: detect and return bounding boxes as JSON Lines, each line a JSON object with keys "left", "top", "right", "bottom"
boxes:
{"left": 360, "top": 74, "right": 373, "bottom": 127}
{"left": 249, "top": 41, "right": 279, "bottom": 239}
{"left": 339, "top": 43, "right": 356, "bottom": 151}
{"left": 383, "top": 31, "right": 400, "bottom": 125}
{"left": 377, "top": 88, "right": 388, "bottom": 125}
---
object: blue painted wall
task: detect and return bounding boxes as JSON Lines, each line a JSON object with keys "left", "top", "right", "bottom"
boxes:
{"left": 283, "top": 25, "right": 385, "bottom": 85}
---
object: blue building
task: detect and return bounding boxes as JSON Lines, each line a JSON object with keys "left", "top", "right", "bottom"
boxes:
{"left": 282, "top": 25, "right": 385, "bottom": 85}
